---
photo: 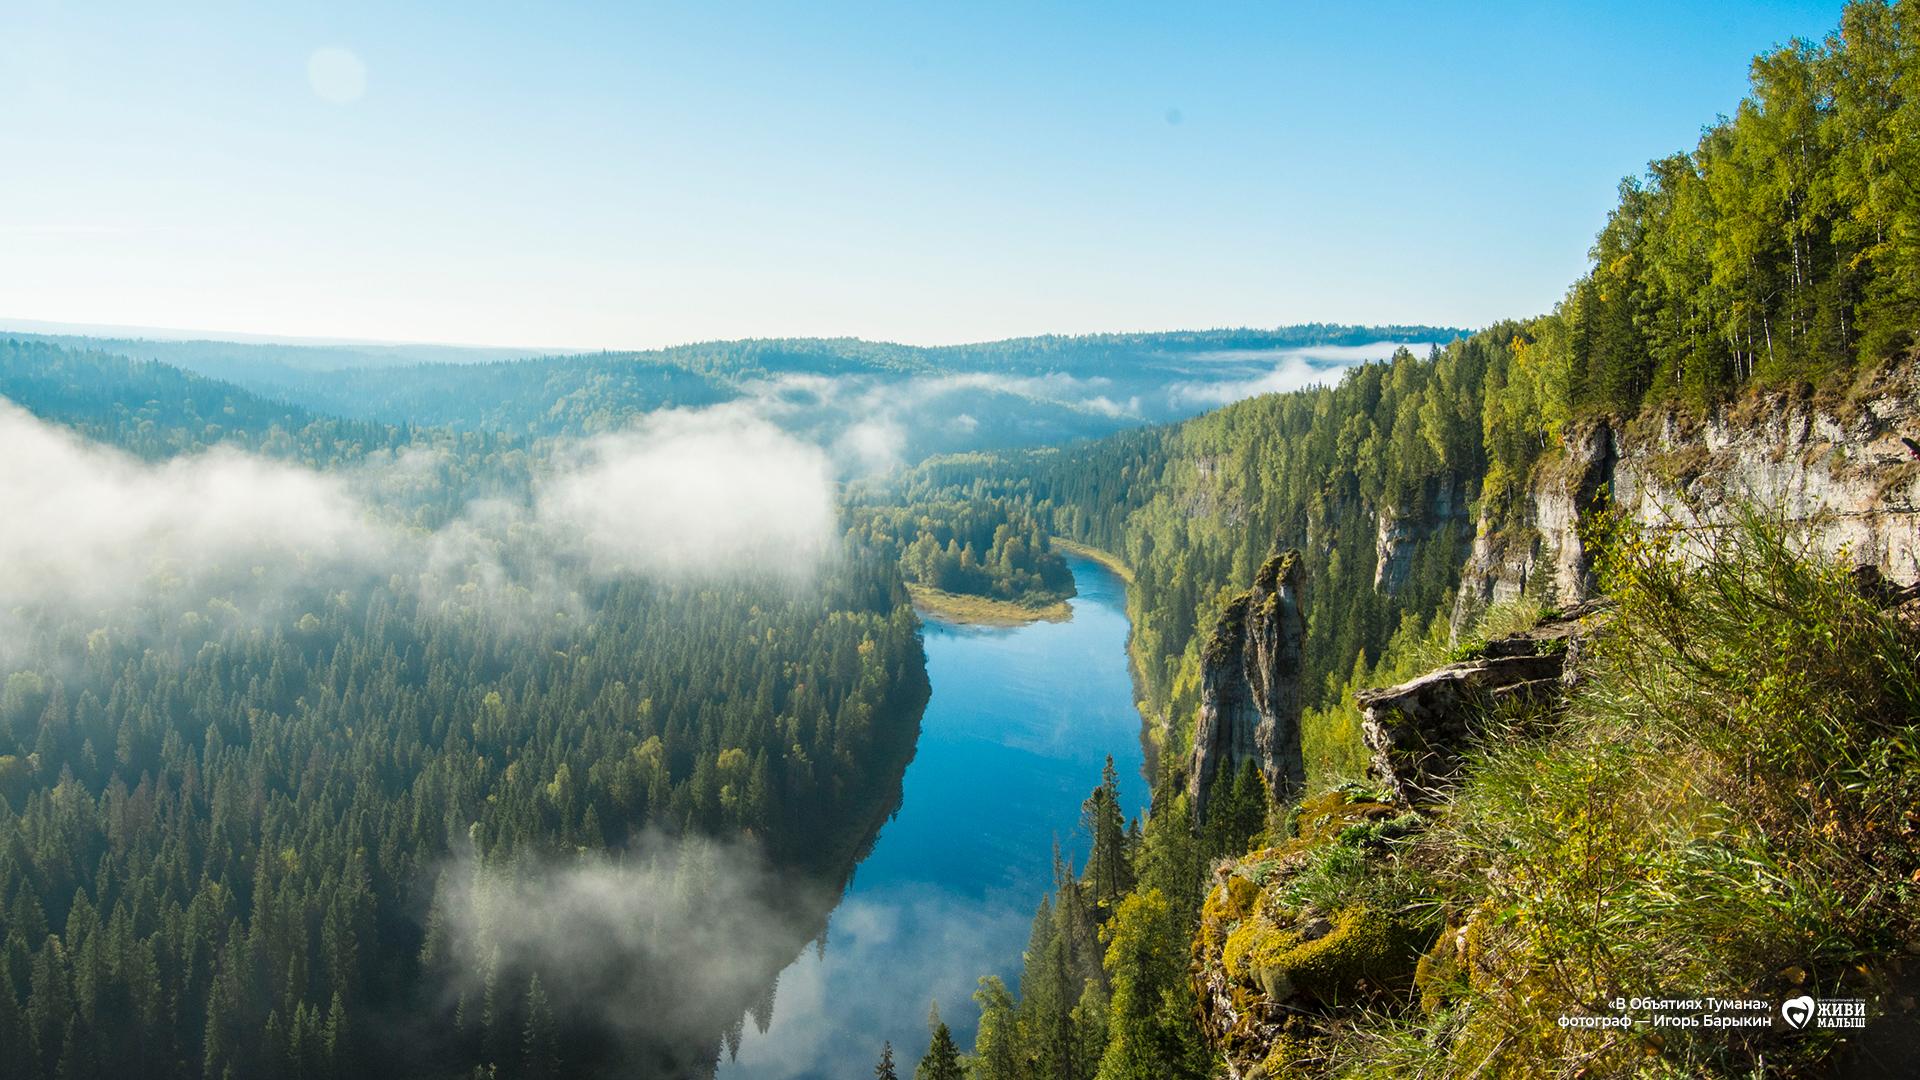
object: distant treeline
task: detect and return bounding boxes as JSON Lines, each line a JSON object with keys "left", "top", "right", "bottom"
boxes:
{"left": 849, "top": 497, "right": 1074, "bottom": 606}
{"left": 16, "top": 324, "right": 1464, "bottom": 441}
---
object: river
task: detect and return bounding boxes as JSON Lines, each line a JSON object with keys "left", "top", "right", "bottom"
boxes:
{"left": 721, "top": 554, "right": 1149, "bottom": 1078}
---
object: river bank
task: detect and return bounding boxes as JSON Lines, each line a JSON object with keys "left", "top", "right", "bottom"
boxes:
{"left": 721, "top": 554, "right": 1148, "bottom": 1078}
{"left": 906, "top": 582, "right": 1073, "bottom": 625}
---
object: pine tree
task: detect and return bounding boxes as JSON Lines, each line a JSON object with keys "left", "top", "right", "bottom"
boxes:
{"left": 323, "top": 991, "right": 348, "bottom": 1079}
{"left": 915, "top": 1005, "right": 963, "bottom": 1080}
{"left": 1080, "top": 756, "right": 1134, "bottom": 917}
{"left": 520, "top": 974, "right": 557, "bottom": 1080}
{"left": 873, "top": 1040, "right": 899, "bottom": 1080}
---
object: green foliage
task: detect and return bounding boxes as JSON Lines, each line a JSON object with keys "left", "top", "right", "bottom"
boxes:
{"left": 967, "top": 979, "right": 1021, "bottom": 1080}
{"left": 1094, "top": 889, "right": 1208, "bottom": 1080}
{"left": 0, "top": 348, "right": 931, "bottom": 1079}
{"left": 952, "top": 765, "right": 1209, "bottom": 1080}
{"left": 847, "top": 496, "right": 1073, "bottom": 605}
{"left": 1131, "top": 790, "right": 1206, "bottom": 927}
{"left": 916, "top": 1006, "right": 963, "bottom": 1080}
{"left": 1527, "top": 0, "right": 1920, "bottom": 415}
{"left": 1313, "top": 512, "right": 1920, "bottom": 1077}
{"left": 1202, "top": 759, "right": 1270, "bottom": 862}
{"left": 1080, "top": 757, "right": 1135, "bottom": 915}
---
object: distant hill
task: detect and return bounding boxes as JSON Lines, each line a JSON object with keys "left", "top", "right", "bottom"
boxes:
{"left": 3, "top": 323, "right": 1467, "bottom": 464}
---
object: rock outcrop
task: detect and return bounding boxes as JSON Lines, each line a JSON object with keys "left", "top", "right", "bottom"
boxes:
{"left": 1360, "top": 601, "right": 1607, "bottom": 804}
{"left": 1372, "top": 479, "right": 1470, "bottom": 593}
{"left": 1452, "top": 367, "right": 1920, "bottom": 634}
{"left": 1450, "top": 421, "right": 1615, "bottom": 635}
{"left": 1189, "top": 550, "right": 1307, "bottom": 818}
{"left": 1192, "top": 790, "right": 1433, "bottom": 1080}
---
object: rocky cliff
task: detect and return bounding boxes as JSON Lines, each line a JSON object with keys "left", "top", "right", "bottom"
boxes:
{"left": 1192, "top": 570, "right": 1920, "bottom": 1080}
{"left": 1453, "top": 365, "right": 1920, "bottom": 633}
{"left": 1188, "top": 549, "right": 1308, "bottom": 818}
{"left": 1373, "top": 478, "right": 1471, "bottom": 593}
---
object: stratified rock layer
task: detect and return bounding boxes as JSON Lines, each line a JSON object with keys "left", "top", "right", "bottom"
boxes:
{"left": 1453, "top": 366, "right": 1920, "bottom": 634}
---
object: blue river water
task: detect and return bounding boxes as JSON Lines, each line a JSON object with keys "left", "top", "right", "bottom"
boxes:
{"left": 721, "top": 554, "right": 1149, "bottom": 1078}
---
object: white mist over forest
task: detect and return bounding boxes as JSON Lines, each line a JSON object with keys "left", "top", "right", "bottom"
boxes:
{"left": 0, "top": 400, "right": 839, "bottom": 647}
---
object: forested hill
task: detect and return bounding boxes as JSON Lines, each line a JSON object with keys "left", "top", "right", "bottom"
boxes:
{"left": 5, "top": 325, "right": 1464, "bottom": 461}
{"left": 896, "top": 340, "right": 1502, "bottom": 769}
{"left": 896, "top": 0, "right": 1920, "bottom": 775}
{"left": 912, "top": 5, "right": 1920, "bottom": 1078}
{"left": 0, "top": 343, "right": 932, "bottom": 1078}
{"left": 1, "top": 337, "right": 406, "bottom": 462}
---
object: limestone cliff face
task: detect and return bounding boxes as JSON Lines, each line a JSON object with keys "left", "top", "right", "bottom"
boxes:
{"left": 1372, "top": 479, "right": 1470, "bottom": 593}
{"left": 1453, "top": 367, "right": 1920, "bottom": 633}
{"left": 1450, "top": 422, "right": 1614, "bottom": 635}
{"left": 1188, "top": 550, "right": 1307, "bottom": 818}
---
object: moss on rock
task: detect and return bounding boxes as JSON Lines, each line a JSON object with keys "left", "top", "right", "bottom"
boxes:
{"left": 1227, "top": 904, "right": 1427, "bottom": 1007}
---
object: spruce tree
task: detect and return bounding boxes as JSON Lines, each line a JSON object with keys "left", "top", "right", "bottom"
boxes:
{"left": 1080, "top": 756, "right": 1134, "bottom": 916}
{"left": 916, "top": 1005, "right": 963, "bottom": 1080}
{"left": 520, "top": 974, "right": 557, "bottom": 1080}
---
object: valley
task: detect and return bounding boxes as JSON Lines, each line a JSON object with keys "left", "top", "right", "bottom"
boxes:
{"left": 2, "top": 3, "right": 1918, "bottom": 1078}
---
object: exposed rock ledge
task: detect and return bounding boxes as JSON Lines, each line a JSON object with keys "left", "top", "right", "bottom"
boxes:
{"left": 1452, "top": 365, "right": 1920, "bottom": 635}
{"left": 1360, "top": 600, "right": 1609, "bottom": 804}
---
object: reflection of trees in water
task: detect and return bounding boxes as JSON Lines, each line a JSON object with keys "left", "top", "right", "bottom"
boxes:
{"left": 419, "top": 676, "right": 923, "bottom": 1080}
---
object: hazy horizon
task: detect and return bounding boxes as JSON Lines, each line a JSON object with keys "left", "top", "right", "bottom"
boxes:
{"left": 0, "top": 314, "right": 1466, "bottom": 357}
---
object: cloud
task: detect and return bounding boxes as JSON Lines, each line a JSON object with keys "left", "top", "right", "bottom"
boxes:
{"left": 0, "top": 399, "right": 389, "bottom": 622}
{"left": 833, "top": 417, "right": 907, "bottom": 476}
{"left": 1166, "top": 356, "right": 1340, "bottom": 408}
{"left": 1180, "top": 342, "right": 1433, "bottom": 365}
{"left": 892, "top": 372, "right": 1136, "bottom": 418}
{"left": 726, "top": 370, "right": 1141, "bottom": 477}
{"left": 0, "top": 400, "right": 841, "bottom": 645}
{"left": 431, "top": 832, "right": 840, "bottom": 1066}
{"left": 1081, "top": 394, "right": 1139, "bottom": 418}
{"left": 1163, "top": 342, "right": 1433, "bottom": 408}
{"left": 537, "top": 408, "right": 837, "bottom": 581}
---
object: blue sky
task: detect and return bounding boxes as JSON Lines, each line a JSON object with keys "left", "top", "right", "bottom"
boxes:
{"left": 0, "top": 0, "right": 1848, "bottom": 350}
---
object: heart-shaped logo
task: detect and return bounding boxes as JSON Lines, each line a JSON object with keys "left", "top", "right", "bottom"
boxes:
{"left": 1781, "top": 995, "right": 1815, "bottom": 1029}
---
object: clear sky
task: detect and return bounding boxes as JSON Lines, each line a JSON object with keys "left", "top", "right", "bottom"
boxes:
{"left": 0, "top": 0, "right": 1850, "bottom": 351}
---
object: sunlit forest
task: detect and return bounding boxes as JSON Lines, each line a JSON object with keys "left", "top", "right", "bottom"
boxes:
{"left": 0, "top": 342, "right": 930, "bottom": 1077}
{"left": 2, "top": 2, "right": 1916, "bottom": 1079}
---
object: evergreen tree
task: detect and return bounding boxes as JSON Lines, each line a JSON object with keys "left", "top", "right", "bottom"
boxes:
{"left": 915, "top": 1005, "right": 963, "bottom": 1080}
{"left": 968, "top": 978, "right": 1021, "bottom": 1080}
{"left": 1095, "top": 889, "right": 1206, "bottom": 1080}
{"left": 520, "top": 974, "right": 558, "bottom": 1080}
{"left": 1079, "top": 756, "right": 1134, "bottom": 916}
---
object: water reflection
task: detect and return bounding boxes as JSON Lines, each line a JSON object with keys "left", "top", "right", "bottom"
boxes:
{"left": 720, "top": 555, "right": 1147, "bottom": 1078}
